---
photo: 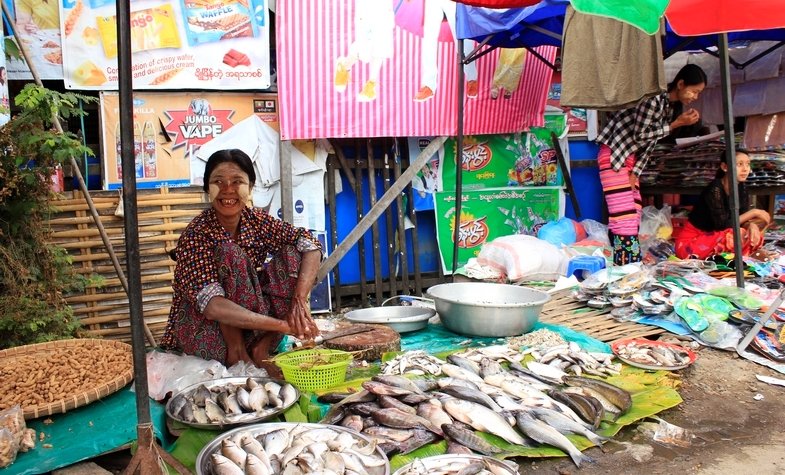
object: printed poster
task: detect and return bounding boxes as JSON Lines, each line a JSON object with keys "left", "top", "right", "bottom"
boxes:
{"left": 434, "top": 187, "right": 563, "bottom": 273}
{"left": 0, "top": 21, "right": 9, "bottom": 125}
{"left": 276, "top": 0, "right": 556, "bottom": 139}
{"left": 774, "top": 195, "right": 785, "bottom": 222}
{"left": 408, "top": 136, "right": 440, "bottom": 212}
{"left": 3, "top": 0, "right": 64, "bottom": 80}
{"left": 100, "top": 92, "right": 279, "bottom": 189}
{"left": 60, "top": 0, "right": 270, "bottom": 89}
{"left": 439, "top": 114, "right": 569, "bottom": 192}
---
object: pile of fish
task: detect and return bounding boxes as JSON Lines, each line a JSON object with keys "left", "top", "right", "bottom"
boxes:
{"left": 320, "top": 349, "right": 633, "bottom": 468}
{"left": 395, "top": 455, "right": 517, "bottom": 475}
{"left": 169, "top": 378, "right": 298, "bottom": 426}
{"left": 206, "top": 424, "right": 387, "bottom": 475}
{"left": 380, "top": 350, "right": 446, "bottom": 376}
{"left": 614, "top": 341, "right": 693, "bottom": 368}
{"left": 523, "top": 341, "right": 623, "bottom": 377}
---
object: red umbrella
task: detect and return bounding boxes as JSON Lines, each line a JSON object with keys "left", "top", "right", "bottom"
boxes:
{"left": 666, "top": 0, "right": 785, "bottom": 35}
{"left": 453, "top": 0, "right": 540, "bottom": 7}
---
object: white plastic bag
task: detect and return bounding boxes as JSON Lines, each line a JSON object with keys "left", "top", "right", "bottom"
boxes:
{"left": 639, "top": 205, "right": 673, "bottom": 243}
{"left": 580, "top": 219, "right": 610, "bottom": 246}
{"left": 146, "top": 351, "right": 228, "bottom": 401}
{"left": 476, "top": 235, "right": 568, "bottom": 281}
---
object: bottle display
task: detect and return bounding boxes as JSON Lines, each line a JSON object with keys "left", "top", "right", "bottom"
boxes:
{"left": 143, "top": 120, "right": 157, "bottom": 178}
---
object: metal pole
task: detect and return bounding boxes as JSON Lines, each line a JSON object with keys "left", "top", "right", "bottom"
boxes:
{"left": 718, "top": 33, "right": 744, "bottom": 287}
{"left": 0, "top": 2, "right": 156, "bottom": 347}
{"left": 452, "top": 39, "right": 466, "bottom": 276}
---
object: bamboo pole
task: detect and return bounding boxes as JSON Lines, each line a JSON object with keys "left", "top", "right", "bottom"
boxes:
{"left": 1, "top": 3, "right": 156, "bottom": 347}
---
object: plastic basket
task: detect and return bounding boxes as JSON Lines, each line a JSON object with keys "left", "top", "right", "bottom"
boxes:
{"left": 274, "top": 349, "right": 352, "bottom": 392}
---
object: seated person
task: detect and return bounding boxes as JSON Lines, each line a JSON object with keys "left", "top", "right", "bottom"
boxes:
{"left": 674, "top": 150, "right": 770, "bottom": 260}
{"left": 160, "top": 149, "right": 322, "bottom": 373}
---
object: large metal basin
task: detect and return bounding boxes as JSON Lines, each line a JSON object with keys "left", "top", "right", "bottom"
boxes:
{"left": 426, "top": 282, "right": 550, "bottom": 337}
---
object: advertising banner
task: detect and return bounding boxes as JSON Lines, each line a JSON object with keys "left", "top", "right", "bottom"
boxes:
{"left": 408, "top": 136, "right": 440, "bottom": 212}
{"left": 439, "top": 114, "right": 568, "bottom": 192}
{"left": 276, "top": 0, "right": 556, "bottom": 139}
{"left": 3, "top": 0, "right": 64, "bottom": 80}
{"left": 433, "top": 187, "right": 563, "bottom": 273}
{"left": 60, "top": 0, "right": 270, "bottom": 89}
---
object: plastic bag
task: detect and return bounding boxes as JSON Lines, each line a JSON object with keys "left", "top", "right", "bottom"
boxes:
{"left": 580, "top": 219, "right": 610, "bottom": 246}
{"left": 640, "top": 205, "right": 673, "bottom": 242}
{"left": 146, "top": 351, "right": 228, "bottom": 401}
{"left": 476, "top": 234, "right": 568, "bottom": 281}
{"left": 0, "top": 406, "right": 25, "bottom": 441}
{"left": 0, "top": 428, "right": 19, "bottom": 469}
{"left": 538, "top": 217, "right": 578, "bottom": 247}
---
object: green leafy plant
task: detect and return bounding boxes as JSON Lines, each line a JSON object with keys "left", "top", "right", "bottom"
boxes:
{"left": 0, "top": 84, "right": 100, "bottom": 349}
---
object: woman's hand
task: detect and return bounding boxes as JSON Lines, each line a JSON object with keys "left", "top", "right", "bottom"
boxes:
{"left": 749, "top": 222, "right": 762, "bottom": 247}
{"left": 629, "top": 173, "right": 639, "bottom": 189}
{"left": 754, "top": 209, "right": 772, "bottom": 225}
{"left": 286, "top": 297, "right": 320, "bottom": 340}
{"left": 673, "top": 108, "right": 700, "bottom": 128}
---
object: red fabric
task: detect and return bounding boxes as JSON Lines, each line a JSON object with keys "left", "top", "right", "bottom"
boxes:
{"left": 666, "top": 0, "right": 785, "bottom": 36}
{"left": 673, "top": 220, "right": 760, "bottom": 260}
{"left": 450, "top": 0, "right": 540, "bottom": 7}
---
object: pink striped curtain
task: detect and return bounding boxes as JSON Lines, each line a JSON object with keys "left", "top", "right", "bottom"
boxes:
{"left": 277, "top": 0, "right": 556, "bottom": 140}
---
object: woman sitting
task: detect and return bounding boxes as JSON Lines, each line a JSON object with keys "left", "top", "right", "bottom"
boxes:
{"left": 674, "top": 150, "right": 770, "bottom": 260}
{"left": 160, "top": 149, "right": 322, "bottom": 372}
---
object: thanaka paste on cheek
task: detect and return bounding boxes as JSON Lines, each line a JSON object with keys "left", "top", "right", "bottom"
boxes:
{"left": 208, "top": 184, "right": 221, "bottom": 203}
{"left": 238, "top": 184, "right": 251, "bottom": 205}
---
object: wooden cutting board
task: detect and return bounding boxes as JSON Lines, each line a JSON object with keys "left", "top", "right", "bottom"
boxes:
{"left": 324, "top": 324, "right": 400, "bottom": 361}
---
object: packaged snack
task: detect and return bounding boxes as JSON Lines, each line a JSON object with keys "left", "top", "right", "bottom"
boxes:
{"left": 222, "top": 48, "right": 250, "bottom": 67}
{"left": 181, "top": 0, "right": 257, "bottom": 46}
{"left": 97, "top": 4, "right": 181, "bottom": 58}
{"left": 0, "top": 428, "right": 19, "bottom": 469}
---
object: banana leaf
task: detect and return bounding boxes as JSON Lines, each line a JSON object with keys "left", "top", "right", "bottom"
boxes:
{"left": 165, "top": 428, "right": 218, "bottom": 474}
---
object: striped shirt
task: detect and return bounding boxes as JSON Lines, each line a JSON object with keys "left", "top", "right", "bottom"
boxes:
{"left": 596, "top": 92, "right": 673, "bottom": 176}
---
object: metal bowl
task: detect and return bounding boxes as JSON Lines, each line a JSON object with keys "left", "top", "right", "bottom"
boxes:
{"left": 196, "top": 422, "right": 390, "bottom": 475}
{"left": 426, "top": 282, "right": 550, "bottom": 337}
{"left": 391, "top": 454, "right": 518, "bottom": 475}
{"left": 344, "top": 306, "right": 436, "bottom": 333}
{"left": 165, "top": 376, "right": 298, "bottom": 431}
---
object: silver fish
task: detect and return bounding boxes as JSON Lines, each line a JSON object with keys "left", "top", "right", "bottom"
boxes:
{"left": 340, "top": 414, "right": 364, "bottom": 432}
{"left": 240, "top": 434, "right": 273, "bottom": 473}
{"left": 372, "top": 374, "right": 426, "bottom": 394}
{"left": 515, "top": 411, "right": 592, "bottom": 467}
{"left": 416, "top": 399, "right": 453, "bottom": 431}
{"left": 192, "top": 384, "right": 213, "bottom": 407}
{"left": 447, "top": 354, "right": 481, "bottom": 375}
{"left": 440, "top": 364, "right": 485, "bottom": 385}
{"left": 363, "top": 426, "right": 416, "bottom": 442}
{"left": 280, "top": 383, "right": 298, "bottom": 408}
{"left": 210, "top": 453, "right": 244, "bottom": 475}
{"left": 220, "top": 439, "right": 247, "bottom": 468}
{"left": 526, "top": 361, "right": 567, "bottom": 383}
{"left": 263, "top": 428, "right": 291, "bottom": 457}
{"left": 205, "top": 398, "right": 227, "bottom": 423}
{"left": 192, "top": 406, "right": 209, "bottom": 424}
{"left": 249, "top": 386, "right": 269, "bottom": 412}
{"left": 218, "top": 391, "right": 243, "bottom": 415}
{"left": 530, "top": 407, "right": 607, "bottom": 447}
{"left": 244, "top": 453, "right": 271, "bottom": 475}
{"left": 478, "top": 357, "right": 504, "bottom": 378}
{"left": 442, "top": 398, "right": 525, "bottom": 446}
{"left": 236, "top": 386, "right": 253, "bottom": 412}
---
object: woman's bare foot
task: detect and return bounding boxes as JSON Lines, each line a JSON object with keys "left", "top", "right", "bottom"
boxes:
{"left": 251, "top": 333, "right": 284, "bottom": 378}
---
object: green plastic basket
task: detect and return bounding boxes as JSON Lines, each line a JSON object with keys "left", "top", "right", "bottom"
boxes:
{"left": 274, "top": 349, "right": 352, "bottom": 392}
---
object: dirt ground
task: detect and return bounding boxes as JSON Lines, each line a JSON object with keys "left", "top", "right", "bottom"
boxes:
{"left": 529, "top": 346, "right": 785, "bottom": 475}
{"left": 87, "top": 344, "right": 785, "bottom": 475}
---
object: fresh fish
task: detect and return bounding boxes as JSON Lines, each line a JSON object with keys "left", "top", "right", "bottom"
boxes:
{"left": 363, "top": 426, "right": 416, "bottom": 442}
{"left": 514, "top": 411, "right": 592, "bottom": 467}
{"left": 378, "top": 394, "right": 417, "bottom": 414}
{"left": 246, "top": 377, "right": 261, "bottom": 389}
{"left": 547, "top": 390, "right": 602, "bottom": 429}
{"left": 400, "top": 393, "right": 432, "bottom": 405}
{"left": 446, "top": 439, "right": 475, "bottom": 455}
{"left": 563, "top": 376, "right": 632, "bottom": 414}
{"left": 192, "top": 384, "right": 213, "bottom": 407}
{"left": 320, "top": 390, "right": 372, "bottom": 424}
{"left": 266, "top": 382, "right": 284, "bottom": 408}
{"left": 321, "top": 405, "right": 347, "bottom": 425}
{"left": 249, "top": 386, "right": 269, "bottom": 412}
{"left": 323, "top": 451, "right": 346, "bottom": 474}
{"left": 439, "top": 385, "right": 503, "bottom": 412}
{"left": 564, "top": 387, "right": 621, "bottom": 419}
{"left": 235, "top": 387, "right": 252, "bottom": 412}
{"left": 244, "top": 453, "right": 271, "bottom": 475}
{"left": 362, "top": 381, "right": 413, "bottom": 396}
{"left": 317, "top": 392, "right": 355, "bottom": 404}
{"left": 262, "top": 428, "right": 291, "bottom": 457}
{"left": 370, "top": 408, "right": 442, "bottom": 435}
{"left": 280, "top": 439, "right": 308, "bottom": 467}
{"left": 339, "top": 414, "right": 364, "bottom": 432}
{"left": 218, "top": 391, "right": 243, "bottom": 415}
{"left": 416, "top": 399, "right": 453, "bottom": 431}
{"left": 437, "top": 377, "right": 480, "bottom": 391}
{"left": 478, "top": 357, "right": 504, "bottom": 378}
{"left": 220, "top": 439, "right": 247, "bottom": 468}
{"left": 280, "top": 383, "right": 298, "bottom": 408}
{"left": 211, "top": 453, "right": 245, "bottom": 475}
{"left": 380, "top": 429, "right": 439, "bottom": 456}
{"left": 372, "top": 374, "right": 426, "bottom": 394}
{"left": 441, "top": 364, "right": 485, "bottom": 385}
{"left": 456, "top": 461, "right": 486, "bottom": 475}
{"left": 526, "top": 361, "right": 567, "bottom": 383}
{"left": 240, "top": 434, "right": 273, "bottom": 473}
{"left": 348, "top": 402, "right": 382, "bottom": 417}
{"left": 205, "top": 398, "right": 227, "bottom": 422}
{"left": 447, "top": 354, "right": 481, "bottom": 375}
{"left": 441, "top": 423, "right": 503, "bottom": 455}
{"left": 529, "top": 407, "right": 608, "bottom": 447}
{"left": 442, "top": 398, "right": 526, "bottom": 446}
{"left": 177, "top": 400, "right": 193, "bottom": 421}
{"left": 413, "top": 379, "right": 441, "bottom": 392}
{"left": 192, "top": 406, "right": 210, "bottom": 424}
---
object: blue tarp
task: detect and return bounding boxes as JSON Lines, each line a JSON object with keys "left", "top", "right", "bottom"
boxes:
{"left": 456, "top": 1, "right": 785, "bottom": 57}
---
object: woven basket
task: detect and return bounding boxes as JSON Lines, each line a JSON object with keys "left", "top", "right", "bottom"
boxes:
{"left": 0, "top": 339, "right": 134, "bottom": 420}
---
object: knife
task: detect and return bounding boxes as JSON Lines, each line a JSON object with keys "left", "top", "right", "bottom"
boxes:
{"left": 294, "top": 324, "right": 377, "bottom": 348}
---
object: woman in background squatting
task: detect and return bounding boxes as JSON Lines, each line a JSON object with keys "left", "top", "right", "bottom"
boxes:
{"left": 596, "top": 64, "right": 707, "bottom": 265}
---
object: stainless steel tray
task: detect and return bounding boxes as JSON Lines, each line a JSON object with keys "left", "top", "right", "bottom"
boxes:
{"left": 345, "top": 306, "right": 435, "bottom": 333}
{"left": 391, "top": 454, "right": 518, "bottom": 475}
{"left": 196, "top": 422, "right": 390, "bottom": 475}
{"left": 165, "top": 376, "right": 298, "bottom": 431}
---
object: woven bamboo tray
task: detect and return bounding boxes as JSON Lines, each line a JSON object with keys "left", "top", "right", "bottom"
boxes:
{"left": 0, "top": 339, "right": 134, "bottom": 420}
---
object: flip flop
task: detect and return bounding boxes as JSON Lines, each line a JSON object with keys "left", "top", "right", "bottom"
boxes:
{"left": 750, "top": 329, "right": 785, "bottom": 362}
{"left": 674, "top": 296, "right": 710, "bottom": 332}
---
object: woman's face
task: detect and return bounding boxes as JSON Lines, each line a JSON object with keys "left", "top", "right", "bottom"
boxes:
{"left": 735, "top": 153, "right": 751, "bottom": 182}
{"left": 677, "top": 80, "right": 705, "bottom": 105}
{"left": 206, "top": 162, "right": 251, "bottom": 224}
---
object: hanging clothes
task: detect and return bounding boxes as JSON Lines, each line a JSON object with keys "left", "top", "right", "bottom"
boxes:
{"left": 560, "top": 6, "right": 666, "bottom": 111}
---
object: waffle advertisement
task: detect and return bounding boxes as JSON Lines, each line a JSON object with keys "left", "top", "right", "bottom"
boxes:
{"left": 100, "top": 92, "right": 280, "bottom": 189}
{"left": 59, "top": 0, "right": 270, "bottom": 89}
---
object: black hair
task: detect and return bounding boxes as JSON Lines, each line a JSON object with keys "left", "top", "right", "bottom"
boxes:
{"left": 667, "top": 64, "right": 707, "bottom": 92}
{"left": 202, "top": 149, "right": 256, "bottom": 192}
{"left": 715, "top": 149, "right": 750, "bottom": 179}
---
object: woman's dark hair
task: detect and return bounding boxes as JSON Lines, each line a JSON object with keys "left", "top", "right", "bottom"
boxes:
{"left": 715, "top": 149, "right": 749, "bottom": 179}
{"left": 202, "top": 149, "right": 255, "bottom": 192}
{"left": 667, "top": 64, "right": 707, "bottom": 92}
